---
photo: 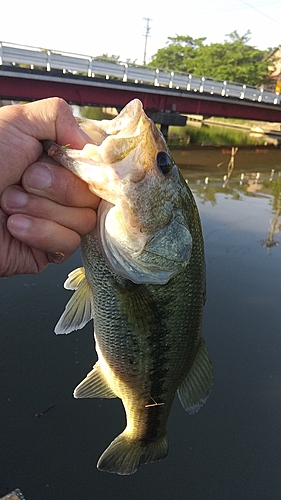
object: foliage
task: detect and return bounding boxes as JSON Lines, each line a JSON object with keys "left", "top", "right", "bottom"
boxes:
{"left": 96, "top": 53, "right": 137, "bottom": 64}
{"left": 149, "top": 35, "right": 206, "bottom": 73}
{"left": 95, "top": 53, "right": 121, "bottom": 62}
{"left": 81, "top": 106, "right": 115, "bottom": 120}
{"left": 167, "top": 123, "right": 266, "bottom": 147}
{"left": 149, "top": 31, "right": 275, "bottom": 86}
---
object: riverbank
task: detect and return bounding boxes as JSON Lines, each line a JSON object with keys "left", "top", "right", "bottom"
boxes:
{"left": 186, "top": 114, "right": 281, "bottom": 137}
{"left": 170, "top": 144, "right": 281, "bottom": 171}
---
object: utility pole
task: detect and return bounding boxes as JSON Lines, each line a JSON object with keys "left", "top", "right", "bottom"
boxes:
{"left": 143, "top": 17, "right": 152, "bottom": 66}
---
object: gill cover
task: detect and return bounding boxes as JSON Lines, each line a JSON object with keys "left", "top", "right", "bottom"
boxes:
{"left": 98, "top": 201, "right": 192, "bottom": 285}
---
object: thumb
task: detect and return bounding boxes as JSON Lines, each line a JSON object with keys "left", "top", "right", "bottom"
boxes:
{"left": 0, "top": 98, "right": 91, "bottom": 192}
{"left": 22, "top": 97, "right": 90, "bottom": 148}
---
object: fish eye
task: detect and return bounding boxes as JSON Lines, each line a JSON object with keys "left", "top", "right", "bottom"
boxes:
{"left": 156, "top": 151, "right": 173, "bottom": 176}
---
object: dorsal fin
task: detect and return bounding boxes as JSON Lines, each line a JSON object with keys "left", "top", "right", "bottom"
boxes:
{"left": 54, "top": 267, "right": 94, "bottom": 334}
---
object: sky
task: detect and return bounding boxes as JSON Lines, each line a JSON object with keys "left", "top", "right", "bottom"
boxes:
{"left": 1, "top": 0, "right": 280, "bottom": 65}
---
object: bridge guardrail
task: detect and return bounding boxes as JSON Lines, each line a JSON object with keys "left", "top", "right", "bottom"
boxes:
{"left": 0, "top": 41, "right": 280, "bottom": 105}
{"left": 201, "top": 78, "right": 224, "bottom": 95}
{"left": 0, "top": 43, "right": 48, "bottom": 68}
{"left": 91, "top": 59, "right": 126, "bottom": 79}
{"left": 48, "top": 52, "right": 91, "bottom": 75}
{"left": 125, "top": 65, "right": 156, "bottom": 84}
{"left": 171, "top": 73, "right": 189, "bottom": 89}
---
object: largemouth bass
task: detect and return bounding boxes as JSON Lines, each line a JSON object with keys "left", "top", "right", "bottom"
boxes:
{"left": 43, "top": 99, "right": 213, "bottom": 475}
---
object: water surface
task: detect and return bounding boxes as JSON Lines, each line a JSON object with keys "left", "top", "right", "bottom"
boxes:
{"left": 1, "top": 149, "right": 280, "bottom": 500}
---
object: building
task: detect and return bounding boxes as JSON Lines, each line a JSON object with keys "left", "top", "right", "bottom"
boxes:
{"left": 267, "top": 45, "right": 281, "bottom": 92}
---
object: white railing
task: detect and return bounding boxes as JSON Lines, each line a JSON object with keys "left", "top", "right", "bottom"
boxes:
{"left": 0, "top": 41, "right": 280, "bottom": 105}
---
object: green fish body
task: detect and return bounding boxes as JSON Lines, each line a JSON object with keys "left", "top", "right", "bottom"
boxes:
{"left": 44, "top": 99, "right": 212, "bottom": 475}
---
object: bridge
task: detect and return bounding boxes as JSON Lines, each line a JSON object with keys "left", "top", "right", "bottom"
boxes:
{"left": 0, "top": 41, "right": 281, "bottom": 125}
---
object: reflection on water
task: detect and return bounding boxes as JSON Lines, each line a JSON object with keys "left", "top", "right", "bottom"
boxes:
{"left": 0, "top": 149, "right": 280, "bottom": 499}
{"left": 180, "top": 148, "right": 281, "bottom": 254}
{"left": 189, "top": 156, "right": 280, "bottom": 247}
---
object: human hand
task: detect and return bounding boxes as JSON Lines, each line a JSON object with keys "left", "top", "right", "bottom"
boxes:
{"left": 0, "top": 98, "right": 99, "bottom": 277}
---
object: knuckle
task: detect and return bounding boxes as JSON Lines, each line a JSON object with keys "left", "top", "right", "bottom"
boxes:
{"left": 48, "top": 97, "right": 69, "bottom": 113}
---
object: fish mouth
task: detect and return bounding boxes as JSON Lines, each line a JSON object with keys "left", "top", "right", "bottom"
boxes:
{"left": 43, "top": 99, "right": 169, "bottom": 205}
{"left": 60, "top": 99, "right": 168, "bottom": 202}
{"left": 73, "top": 99, "right": 152, "bottom": 165}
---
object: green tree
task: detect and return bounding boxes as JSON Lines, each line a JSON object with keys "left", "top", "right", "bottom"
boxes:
{"left": 149, "top": 35, "right": 206, "bottom": 73}
{"left": 95, "top": 54, "right": 137, "bottom": 64}
{"left": 96, "top": 53, "right": 121, "bottom": 62}
{"left": 195, "top": 31, "right": 270, "bottom": 85}
{"left": 149, "top": 31, "right": 273, "bottom": 86}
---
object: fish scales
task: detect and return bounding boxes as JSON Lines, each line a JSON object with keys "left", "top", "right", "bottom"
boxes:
{"left": 43, "top": 98, "right": 212, "bottom": 475}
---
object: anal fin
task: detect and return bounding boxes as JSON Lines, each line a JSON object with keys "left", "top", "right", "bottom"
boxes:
{"left": 177, "top": 338, "right": 213, "bottom": 414}
{"left": 73, "top": 362, "right": 116, "bottom": 399}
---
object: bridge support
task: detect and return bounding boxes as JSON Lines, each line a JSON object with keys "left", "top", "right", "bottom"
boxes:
{"left": 149, "top": 111, "right": 187, "bottom": 139}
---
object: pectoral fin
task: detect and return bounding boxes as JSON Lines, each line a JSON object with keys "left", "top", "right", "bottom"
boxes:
{"left": 177, "top": 339, "right": 213, "bottom": 414}
{"left": 54, "top": 267, "right": 94, "bottom": 334}
{"left": 73, "top": 362, "right": 116, "bottom": 399}
{"left": 63, "top": 267, "right": 86, "bottom": 290}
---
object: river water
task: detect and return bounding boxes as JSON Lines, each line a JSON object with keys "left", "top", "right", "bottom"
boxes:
{"left": 0, "top": 146, "right": 280, "bottom": 500}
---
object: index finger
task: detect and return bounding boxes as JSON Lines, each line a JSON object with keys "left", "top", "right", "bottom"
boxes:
{"left": 22, "top": 160, "right": 100, "bottom": 209}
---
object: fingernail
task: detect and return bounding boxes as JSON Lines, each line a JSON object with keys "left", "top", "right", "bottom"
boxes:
{"left": 48, "top": 251, "right": 66, "bottom": 264}
{"left": 27, "top": 165, "right": 52, "bottom": 190}
{"left": 9, "top": 215, "right": 31, "bottom": 232}
{"left": 7, "top": 188, "right": 28, "bottom": 208}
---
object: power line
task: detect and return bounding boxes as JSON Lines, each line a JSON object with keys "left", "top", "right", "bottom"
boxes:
{"left": 237, "top": 0, "right": 280, "bottom": 24}
{"left": 191, "top": 1, "right": 281, "bottom": 21}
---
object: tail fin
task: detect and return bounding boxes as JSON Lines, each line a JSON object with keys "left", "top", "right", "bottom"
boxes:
{"left": 97, "top": 431, "right": 168, "bottom": 475}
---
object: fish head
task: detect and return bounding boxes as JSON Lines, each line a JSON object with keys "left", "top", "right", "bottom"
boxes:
{"left": 56, "top": 99, "right": 193, "bottom": 284}
{"left": 69, "top": 99, "right": 177, "bottom": 227}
